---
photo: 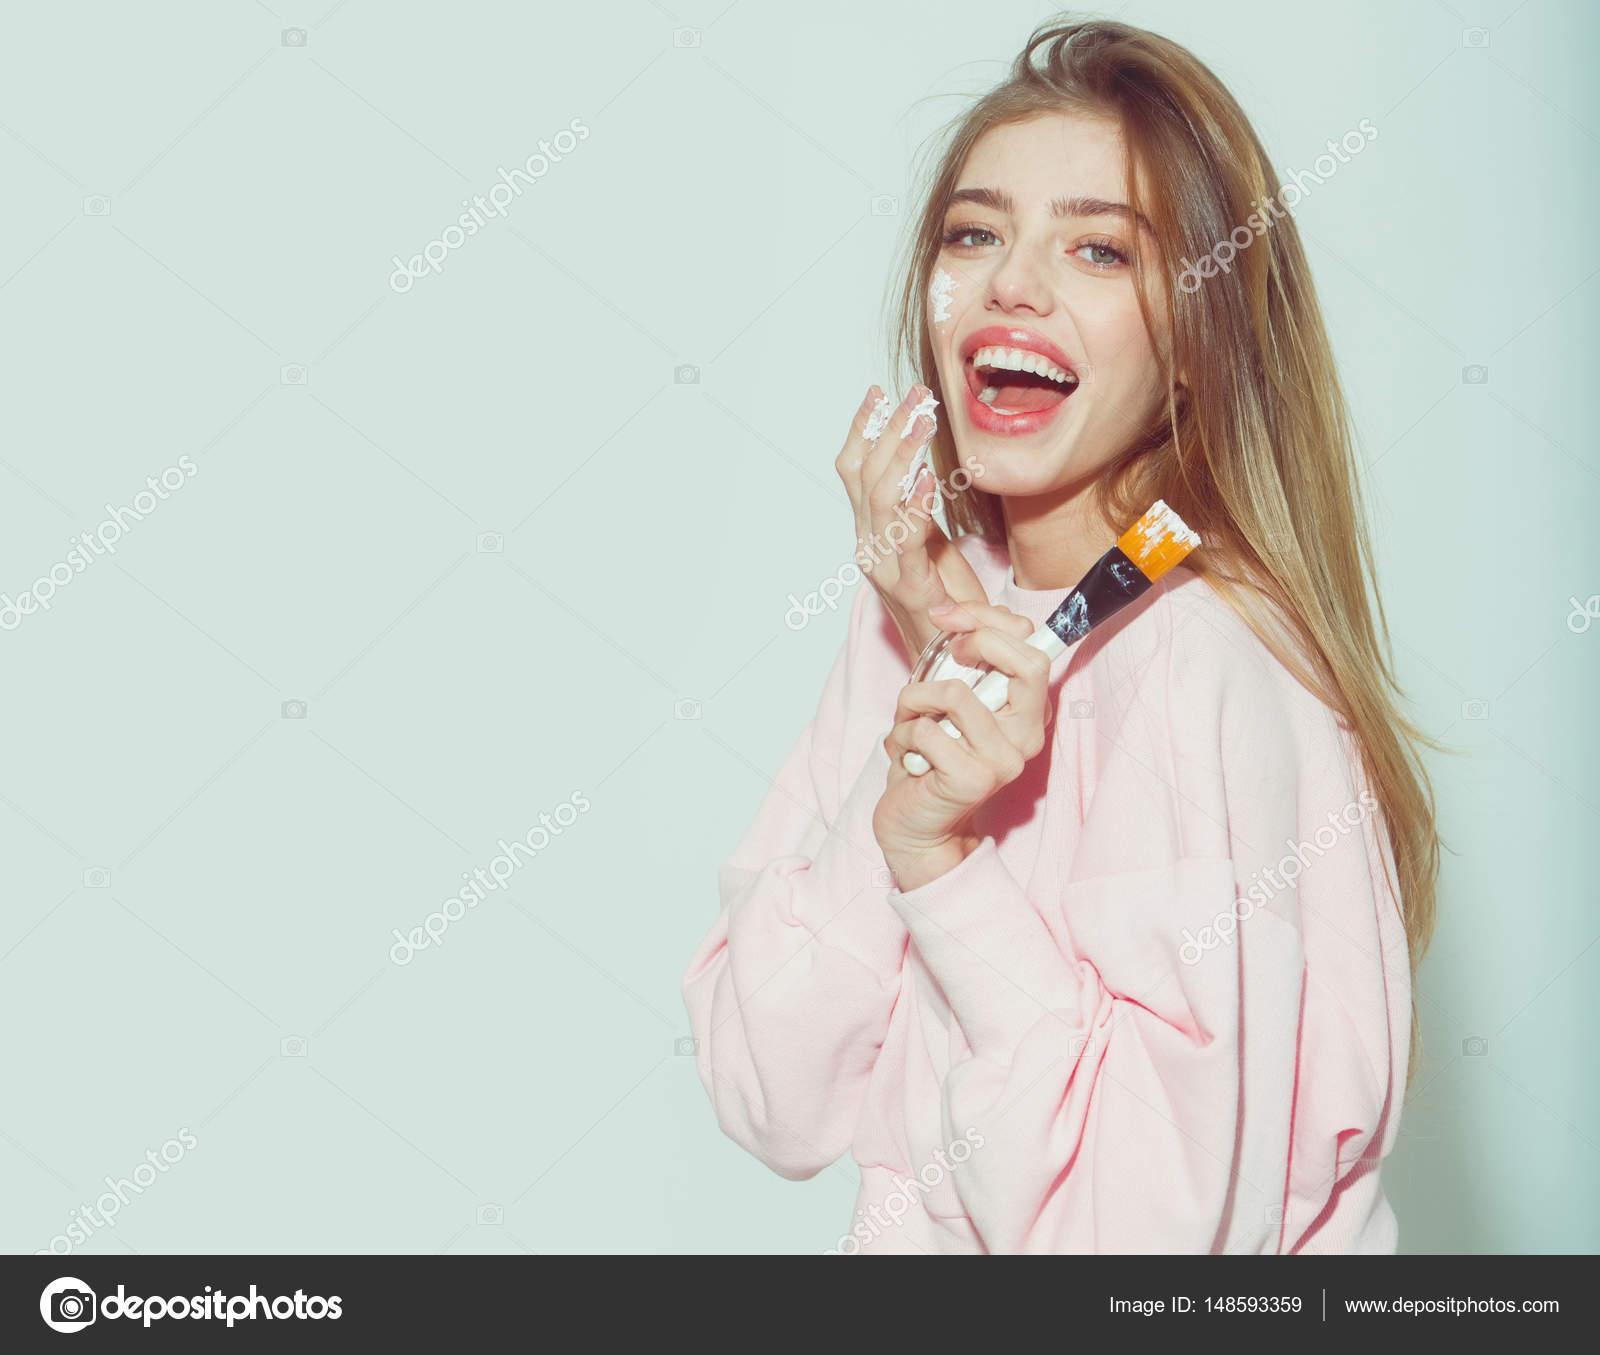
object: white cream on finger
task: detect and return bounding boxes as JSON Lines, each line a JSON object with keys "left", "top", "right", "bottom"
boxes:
{"left": 862, "top": 393, "right": 894, "bottom": 443}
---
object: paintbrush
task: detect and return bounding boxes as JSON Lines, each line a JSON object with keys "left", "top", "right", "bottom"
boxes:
{"left": 903, "top": 500, "right": 1200, "bottom": 775}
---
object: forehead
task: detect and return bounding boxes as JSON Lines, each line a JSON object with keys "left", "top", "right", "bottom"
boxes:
{"left": 955, "top": 110, "right": 1131, "bottom": 204}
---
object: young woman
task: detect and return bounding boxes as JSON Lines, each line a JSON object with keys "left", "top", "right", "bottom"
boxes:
{"left": 682, "top": 17, "right": 1439, "bottom": 1254}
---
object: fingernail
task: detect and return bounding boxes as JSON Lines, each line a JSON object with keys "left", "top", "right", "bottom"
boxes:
{"left": 929, "top": 601, "right": 956, "bottom": 615}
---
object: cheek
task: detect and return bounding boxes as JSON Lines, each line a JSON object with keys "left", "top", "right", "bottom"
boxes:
{"left": 930, "top": 256, "right": 991, "bottom": 325}
{"left": 1082, "top": 301, "right": 1160, "bottom": 387}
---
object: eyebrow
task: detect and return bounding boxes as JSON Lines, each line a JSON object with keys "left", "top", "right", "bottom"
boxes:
{"left": 947, "top": 187, "right": 1153, "bottom": 235}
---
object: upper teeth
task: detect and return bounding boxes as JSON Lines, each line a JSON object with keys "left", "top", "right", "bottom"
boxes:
{"left": 971, "top": 346, "right": 1076, "bottom": 385}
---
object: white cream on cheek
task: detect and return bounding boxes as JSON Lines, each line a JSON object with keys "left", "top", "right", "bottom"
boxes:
{"left": 929, "top": 268, "right": 955, "bottom": 326}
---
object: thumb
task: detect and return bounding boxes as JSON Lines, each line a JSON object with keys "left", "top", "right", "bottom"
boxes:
{"left": 927, "top": 598, "right": 977, "bottom": 631}
{"left": 927, "top": 534, "right": 992, "bottom": 610}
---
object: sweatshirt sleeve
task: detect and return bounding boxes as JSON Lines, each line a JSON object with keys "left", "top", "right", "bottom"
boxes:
{"left": 681, "top": 583, "right": 909, "bottom": 1181}
{"left": 884, "top": 604, "right": 1406, "bottom": 1252}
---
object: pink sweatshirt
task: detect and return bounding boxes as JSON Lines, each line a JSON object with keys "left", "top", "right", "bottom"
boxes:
{"left": 683, "top": 531, "right": 1410, "bottom": 1254}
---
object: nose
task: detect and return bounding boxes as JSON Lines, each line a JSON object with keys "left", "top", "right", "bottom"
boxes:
{"left": 984, "top": 237, "right": 1055, "bottom": 318}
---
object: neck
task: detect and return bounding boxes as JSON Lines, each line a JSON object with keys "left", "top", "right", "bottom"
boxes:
{"left": 1002, "top": 478, "right": 1119, "bottom": 591}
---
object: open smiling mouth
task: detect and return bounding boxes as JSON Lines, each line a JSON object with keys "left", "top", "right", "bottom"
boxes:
{"left": 958, "top": 328, "right": 1081, "bottom": 435}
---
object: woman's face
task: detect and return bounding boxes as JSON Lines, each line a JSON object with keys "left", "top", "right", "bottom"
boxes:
{"left": 928, "top": 110, "right": 1172, "bottom": 498}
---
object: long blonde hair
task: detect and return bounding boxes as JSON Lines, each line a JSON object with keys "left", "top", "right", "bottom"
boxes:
{"left": 891, "top": 16, "right": 1445, "bottom": 1088}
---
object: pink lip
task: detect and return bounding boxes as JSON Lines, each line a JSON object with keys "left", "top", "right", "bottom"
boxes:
{"left": 956, "top": 325, "right": 1081, "bottom": 437}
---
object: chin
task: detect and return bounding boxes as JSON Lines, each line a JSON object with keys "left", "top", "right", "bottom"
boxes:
{"left": 949, "top": 423, "right": 1066, "bottom": 478}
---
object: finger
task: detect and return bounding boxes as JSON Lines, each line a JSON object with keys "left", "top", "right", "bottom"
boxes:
{"left": 885, "top": 714, "right": 987, "bottom": 790}
{"left": 874, "top": 454, "right": 944, "bottom": 577}
{"left": 860, "top": 420, "right": 941, "bottom": 591}
{"left": 950, "top": 623, "right": 1051, "bottom": 695}
{"left": 930, "top": 598, "right": 1034, "bottom": 639}
{"left": 904, "top": 465, "right": 936, "bottom": 517}
{"left": 944, "top": 625, "right": 1052, "bottom": 752}
{"left": 924, "top": 529, "right": 999, "bottom": 611}
{"left": 897, "top": 678, "right": 1021, "bottom": 773}
{"left": 861, "top": 385, "right": 932, "bottom": 493}
{"left": 835, "top": 384, "right": 891, "bottom": 499}
{"left": 865, "top": 416, "right": 935, "bottom": 522}
{"left": 896, "top": 446, "right": 933, "bottom": 508}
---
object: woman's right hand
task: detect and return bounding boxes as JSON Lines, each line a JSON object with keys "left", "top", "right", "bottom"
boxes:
{"left": 834, "top": 384, "right": 990, "bottom": 669}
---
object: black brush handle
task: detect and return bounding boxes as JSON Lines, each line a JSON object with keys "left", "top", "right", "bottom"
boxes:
{"left": 1044, "top": 546, "right": 1152, "bottom": 648}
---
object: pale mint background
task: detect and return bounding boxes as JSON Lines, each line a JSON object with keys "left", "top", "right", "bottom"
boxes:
{"left": 0, "top": 0, "right": 1594, "bottom": 1255}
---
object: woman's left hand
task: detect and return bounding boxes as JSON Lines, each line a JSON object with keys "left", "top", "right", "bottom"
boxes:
{"left": 872, "top": 599, "right": 1053, "bottom": 892}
